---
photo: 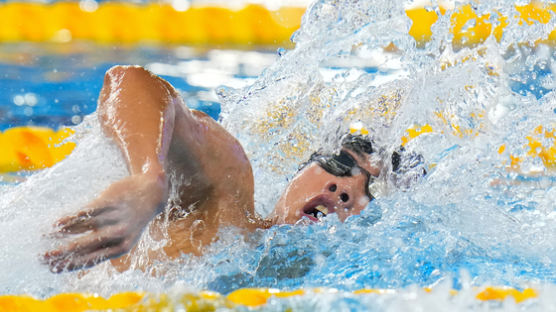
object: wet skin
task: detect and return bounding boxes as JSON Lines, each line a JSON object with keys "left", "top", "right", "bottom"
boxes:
{"left": 44, "top": 66, "right": 379, "bottom": 272}
{"left": 272, "top": 162, "right": 372, "bottom": 224}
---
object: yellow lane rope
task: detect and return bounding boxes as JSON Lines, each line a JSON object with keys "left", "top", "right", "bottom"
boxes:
{"left": 0, "top": 2, "right": 555, "bottom": 45}
{"left": 395, "top": 121, "right": 556, "bottom": 172}
{"left": 0, "top": 121, "right": 554, "bottom": 174}
{"left": 0, "top": 287, "right": 540, "bottom": 311}
{"left": 408, "top": 2, "right": 556, "bottom": 48}
{"left": 0, "top": 127, "right": 75, "bottom": 173}
{"left": 0, "top": 3, "right": 304, "bottom": 46}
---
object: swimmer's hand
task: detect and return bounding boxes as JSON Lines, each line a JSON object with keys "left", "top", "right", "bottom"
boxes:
{"left": 44, "top": 172, "right": 167, "bottom": 273}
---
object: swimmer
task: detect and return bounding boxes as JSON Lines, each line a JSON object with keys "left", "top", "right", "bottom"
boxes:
{"left": 44, "top": 66, "right": 418, "bottom": 272}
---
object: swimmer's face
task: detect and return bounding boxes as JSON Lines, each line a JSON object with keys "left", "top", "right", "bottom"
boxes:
{"left": 272, "top": 149, "right": 380, "bottom": 224}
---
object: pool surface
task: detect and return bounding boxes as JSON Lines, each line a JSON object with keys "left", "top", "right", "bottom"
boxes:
{"left": 0, "top": 43, "right": 280, "bottom": 130}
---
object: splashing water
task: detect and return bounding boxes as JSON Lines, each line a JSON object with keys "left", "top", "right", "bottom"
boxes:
{"left": 217, "top": 0, "right": 556, "bottom": 302}
{"left": 1, "top": 0, "right": 556, "bottom": 310}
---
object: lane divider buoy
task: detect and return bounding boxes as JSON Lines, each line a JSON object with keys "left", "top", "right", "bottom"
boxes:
{"left": 0, "top": 2, "right": 555, "bottom": 46}
{"left": 1, "top": 122, "right": 554, "bottom": 174}
{"left": 0, "top": 287, "right": 540, "bottom": 311}
{"left": 0, "top": 126, "right": 75, "bottom": 173}
{"left": 0, "top": 3, "right": 304, "bottom": 46}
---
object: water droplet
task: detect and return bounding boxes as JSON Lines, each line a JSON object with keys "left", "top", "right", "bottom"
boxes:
{"left": 13, "top": 95, "right": 25, "bottom": 106}
{"left": 79, "top": 0, "right": 98, "bottom": 12}
{"left": 171, "top": 0, "right": 190, "bottom": 12}
{"left": 24, "top": 93, "right": 38, "bottom": 106}
{"left": 71, "top": 115, "right": 82, "bottom": 124}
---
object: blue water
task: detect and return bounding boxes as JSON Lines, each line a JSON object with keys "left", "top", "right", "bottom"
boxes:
{"left": 0, "top": 44, "right": 262, "bottom": 130}
{"left": 188, "top": 205, "right": 555, "bottom": 295}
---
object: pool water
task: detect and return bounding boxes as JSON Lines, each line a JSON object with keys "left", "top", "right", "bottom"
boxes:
{"left": 0, "top": 43, "right": 278, "bottom": 130}
{"left": 1, "top": 0, "right": 556, "bottom": 311}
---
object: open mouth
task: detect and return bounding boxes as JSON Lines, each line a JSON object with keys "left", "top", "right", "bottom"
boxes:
{"left": 302, "top": 197, "right": 334, "bottom": 221}
{"left": 303, "top": 204, "right": 328, "bottom": 219}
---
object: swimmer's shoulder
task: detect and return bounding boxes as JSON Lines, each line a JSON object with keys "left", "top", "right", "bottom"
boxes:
{"left": 174, "top": 107, "right": 255, "bottom": 206}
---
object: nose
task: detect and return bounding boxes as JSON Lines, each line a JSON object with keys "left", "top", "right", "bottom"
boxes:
{"left": 326, "top": 182, "right": 352, "bottom": 206}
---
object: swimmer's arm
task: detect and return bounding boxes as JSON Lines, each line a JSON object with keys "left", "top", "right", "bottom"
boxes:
{"left": 45, "top": 66, "right": 183, "bottom": 272}
{"left": 98, "top": 65, "right": 175, "bottom": 179}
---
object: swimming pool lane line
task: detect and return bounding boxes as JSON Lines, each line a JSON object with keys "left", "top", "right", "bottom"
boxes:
{"left": 2, "top": 123, "right": 554, "bottom": 174}
{"left": 0, "top": 286, "right": 540, "bottom": 311}
{"left": 0, "top": 2, "right": 555, "bottom": 47}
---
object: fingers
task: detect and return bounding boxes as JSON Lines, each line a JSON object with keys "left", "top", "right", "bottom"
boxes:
{"left": 55, "top": 206, "right": 116, "bottom": 234}
{"left": 56, "top": 206, "right": 114, "bottom": 227}
{"left": 44, "top": 231, "right": 129, "bottom": 273}
{"left": 45, "top": 244, "right": 127, "bottom": 273}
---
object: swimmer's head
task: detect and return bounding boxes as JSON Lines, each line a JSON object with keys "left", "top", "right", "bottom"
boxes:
{"left": 272, "top": 134, "right": 380, "bottom": 224}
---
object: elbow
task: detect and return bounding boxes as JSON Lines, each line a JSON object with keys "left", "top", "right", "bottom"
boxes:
{"left": 99, "top": 65, "right": 154, "bottom": 107}
{"left": 104, "top": 65, "right": 151, "bottom": 81}
{"left": 98, "top": 65, "right": 168, "bottom": 124}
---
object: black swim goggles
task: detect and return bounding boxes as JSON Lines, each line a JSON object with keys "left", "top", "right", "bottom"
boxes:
{"left": 309, "top": 150, "right": 375, "bottom": 200}
{"left": 310, "top": 134, "right": 374, "bottom": 176}
{"left": 310, "top": 150, "right": 361, "bottom": 177}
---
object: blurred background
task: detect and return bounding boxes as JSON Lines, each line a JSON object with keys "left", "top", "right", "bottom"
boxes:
{"left": 0, "top": 0, "right": 309, "bottom": 130}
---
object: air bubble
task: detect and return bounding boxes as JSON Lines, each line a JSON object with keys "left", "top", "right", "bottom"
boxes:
{"left": 13, "top": 95, "right": 25, "bottom": 106}
{"left": 71, "top": 115, "right": 82, "bottom": 124}
{"left": 24, "top": 93, "right": 38, "bottom": 106}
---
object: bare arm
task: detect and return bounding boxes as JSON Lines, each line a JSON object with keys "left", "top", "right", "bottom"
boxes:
{"left": 45, "top": 65, "right": 259, "bottom": 272}
{"left": 98, "top": 66, "right": 176, "bottom": 178}
{"left": 45, "top": 66, "right": 196, "bottom": 272}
